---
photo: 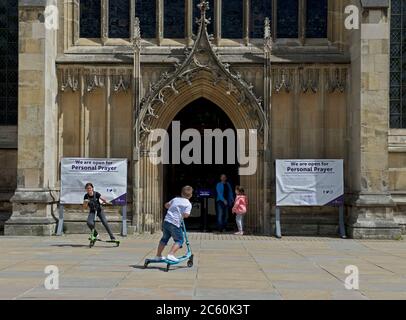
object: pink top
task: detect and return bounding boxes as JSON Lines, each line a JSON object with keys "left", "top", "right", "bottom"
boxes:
{"left": 232, "top": 195, "right": 248, "bottom": 215}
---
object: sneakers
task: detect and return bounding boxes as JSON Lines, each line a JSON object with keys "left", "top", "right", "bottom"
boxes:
{"left": 234, "top": 231, "right": 244, "bottom": 235}
{"left": 154, "top": 256, "right": 164, "bottom": 261}
{"left": 166, "top": 254, "right": 180, "bottom": 262}
{"left": 89, "top": 229, "right": 99, "bottom": 241}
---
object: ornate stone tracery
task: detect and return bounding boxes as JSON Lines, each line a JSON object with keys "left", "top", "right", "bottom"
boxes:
{"left": 325, "top": 68, "right": 347, "bottom": 93}
{"left": 136, "top": 0, "right": 268, "bottom": 143}
{"left": 272, "top": 67, "right": 349, "bottom": 94}
{"left": 85, "top": 69, "right": 106, "bottom": 92}
{"left": 300, "top": 68, "right": 320, "bottom": 93}
{"left": 272, "top": 68, "right": 295, "bottom": 93}
{"left": 60, "top": 68, "right": 80, "bottom": 92}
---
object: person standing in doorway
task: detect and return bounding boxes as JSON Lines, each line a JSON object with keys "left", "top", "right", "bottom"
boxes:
{"left": 215, "top": 174, "right": 234, "bottom": 232}
{"left": 232, "top": 186, "right": 248, "bottom": 235}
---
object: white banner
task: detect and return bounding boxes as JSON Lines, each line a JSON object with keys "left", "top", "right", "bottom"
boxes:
{"left": 276, "top": 160, "right": 344, "bottom": 206}
{"left": 60, "top": 158, "right": 128, "bottom": 205}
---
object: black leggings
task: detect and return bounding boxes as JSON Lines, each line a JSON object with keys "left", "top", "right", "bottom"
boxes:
{"left": 87, "top": 208, "right": 115, "bottom": 239}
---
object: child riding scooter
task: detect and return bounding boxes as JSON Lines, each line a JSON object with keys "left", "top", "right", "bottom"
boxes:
{"left": 83, "top": 183, "right": 120, "bottom": 247}
{"left": 144, "top": 186, "right": 194, "bottom": 271}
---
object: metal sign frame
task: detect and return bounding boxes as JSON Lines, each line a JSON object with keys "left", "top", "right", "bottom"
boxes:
{"left": 274, "top": 159, "right": 346, "bottom": 239}
{"left": 56, "top": 158, "right": 128, "bottom": 237}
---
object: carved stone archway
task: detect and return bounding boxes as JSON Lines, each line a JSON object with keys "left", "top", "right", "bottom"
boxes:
{"left": 133, "top": 1, "right": 271, "bottom": 234}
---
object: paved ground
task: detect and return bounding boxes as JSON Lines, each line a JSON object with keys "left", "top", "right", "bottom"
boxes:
{"left": 1, "top": 233, "right": 406, "bottom": 300}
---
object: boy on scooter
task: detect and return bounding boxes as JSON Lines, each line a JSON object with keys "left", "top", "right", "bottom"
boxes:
{"left": 155, "top": 186, "right": 193, "bottom": 262}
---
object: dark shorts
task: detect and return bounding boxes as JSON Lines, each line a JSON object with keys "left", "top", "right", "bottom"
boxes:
{"left": 160, "top": 221, "right": 184, "bottom": 247}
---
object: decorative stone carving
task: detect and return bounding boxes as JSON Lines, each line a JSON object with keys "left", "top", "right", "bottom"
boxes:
{"left": 85, "top": 69, "right": 106, "bottom": 92}
{"left": 272, "top": 67, "right": 348, "bottom": 94}
{"left": 59, "top": 68, "right": 79, "bottom": 92}
{"left": 272, "top": 68, "right": 295, "bottom": 93}
{"left": 300, "top": 68, "right": 319, "bottom": 93}
{"left": 112, "top": 70, "right": 132, "bottom": 93}
{"left": 325, "top": 68, "right": 347, "bottom": 93}
{"left": 264, "top": 17, "right": 273, "bottom": 54}
{"left": 137, "top": 0, "right": 267, "bottom": 140}
{"left": 133, "top": 17, "right": 141, "bottom": 51}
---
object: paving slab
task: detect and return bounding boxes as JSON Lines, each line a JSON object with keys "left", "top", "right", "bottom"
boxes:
{"left": 0, "top": 233, "right": 405, "bottom": 300}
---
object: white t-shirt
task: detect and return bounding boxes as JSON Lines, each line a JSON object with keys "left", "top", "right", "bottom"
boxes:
{"left": 164, "top": 197, "right": 192, "bottom": 228}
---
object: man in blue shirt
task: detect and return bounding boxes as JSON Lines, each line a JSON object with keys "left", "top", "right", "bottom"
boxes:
{"left": 215, "top": 174, "right": 234, "bottom": 232}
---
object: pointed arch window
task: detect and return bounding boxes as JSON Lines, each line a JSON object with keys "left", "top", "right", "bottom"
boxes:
{"left": 73, "top": 0, "right": 332, "bottom": 44}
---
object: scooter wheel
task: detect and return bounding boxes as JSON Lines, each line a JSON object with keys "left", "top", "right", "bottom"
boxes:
{"left": 89, "top": 241, "right": 94, "bottom": 248}
{"left": 143, "top": 261, "right": 149, "bottom": 269}
{"left": 187, "top": 260, "right": 193, "bottom": 268}
{"left": 165, "top": 264, "right": 170, "bottom": 272}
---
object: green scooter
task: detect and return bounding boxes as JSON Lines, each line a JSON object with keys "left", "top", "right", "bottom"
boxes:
{"left": 143, "top": 220, "right": 193, "bottom": 272}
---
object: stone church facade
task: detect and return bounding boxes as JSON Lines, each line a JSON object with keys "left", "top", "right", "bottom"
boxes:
{"left": 0, "top": 0, "right": 405, "bottom": 238}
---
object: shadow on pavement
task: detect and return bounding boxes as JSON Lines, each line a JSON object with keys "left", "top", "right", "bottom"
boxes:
{"left": 50, "top": 244, "right": 116, "bottom": 249}
{"left": 130, "top": 264, "right": 188, "bottom": 272}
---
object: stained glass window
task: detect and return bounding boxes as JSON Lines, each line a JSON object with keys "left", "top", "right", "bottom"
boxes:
{"left": 164, "top": 0, "right": 185, "bottom": 38}
{"left": 109, "top": 0, "right": 130, "bottom": 38}
{"left": 80, "top": 0, "right": 101, "bottom": 38}
{"left": 222, "top": 0, "right": 243, "bottom": 39}
{"left": 0, "top": 0, "right": 18, "bottom": 125}
{"left": 250, "top": 0, "right": 272, "bottom": 38}
{"left": 306, "top": 0, "right": 328, "bottom": 38}
{"left": 277, "top": 0, "right": 298, "bottom": 38}
{"left": 135, "top": 0, "right": 156, "bottom": 38}
{"left": 193, "top": 0, "right": 214, "bottom": 35}
{"left": 390, "top": 0, "right": 405, "bottom": 128}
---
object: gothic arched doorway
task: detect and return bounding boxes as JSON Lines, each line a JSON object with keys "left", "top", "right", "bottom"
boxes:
{"left": 163, "top": 98, "right": 240, "bottom": 231}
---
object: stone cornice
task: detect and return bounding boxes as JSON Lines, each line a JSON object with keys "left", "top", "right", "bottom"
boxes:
{"left": 56, "top": 53, "right": 350, "bottom": 65}
{"left": 10, "top": 189, "right": 59, "bottom": 204}
{"left": 360, "top": 0, "right": 389, "bottom": 8}
{"left": 19, "top": 0, "right": 46, "bottom": 7}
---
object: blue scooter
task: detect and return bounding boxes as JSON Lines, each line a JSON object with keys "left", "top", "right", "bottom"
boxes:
{"left": 143, "top": 220, "right": 194, "bottom": 272}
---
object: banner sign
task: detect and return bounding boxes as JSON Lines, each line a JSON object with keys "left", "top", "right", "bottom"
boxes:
{"left": 60, "top": 158, "right": 128, "bottom": 205}
{"left": 196, "top": 188, "right": 213, "bottom": 198}
{"left": 276, "top": 160, "right": 344, "bottom": 206}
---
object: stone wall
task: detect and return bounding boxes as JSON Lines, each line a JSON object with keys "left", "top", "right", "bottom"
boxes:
{"left": 5, "top": 1, "right": 59, "bottom": 236}
{"left": 6, "top": 0, "right": 406, "bottom": 237}
{"left": 388, "top": 130, "right": 406, "bottom": 233}
{"left": 345, "top": 0, "right": 401, "bottom": 239}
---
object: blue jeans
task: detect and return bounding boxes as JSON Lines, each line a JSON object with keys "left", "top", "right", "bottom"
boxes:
{"left": 160, "top": 221, "right": 184, "bottom": 247}
{"left": 216, "top": 201, "right": 229, "bottom": 230}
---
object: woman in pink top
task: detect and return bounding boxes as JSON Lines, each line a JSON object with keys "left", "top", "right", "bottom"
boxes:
{"left": 232, "top": 186, "right": 248, "bottom": 235}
